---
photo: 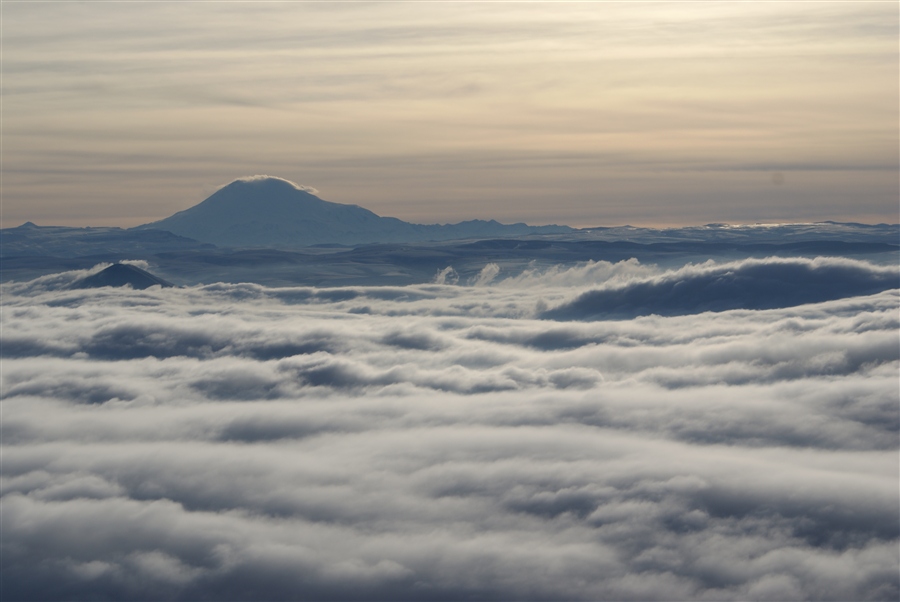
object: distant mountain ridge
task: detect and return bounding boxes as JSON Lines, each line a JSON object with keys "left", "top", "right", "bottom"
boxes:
{"left": 135, "top": 176, "right": 573, "bottom": 247}
{"left": 2, "top": 176, "right": 897, "bottom": 274}
{"left": 0, "top": 222, "right": 213, "bottom": 258}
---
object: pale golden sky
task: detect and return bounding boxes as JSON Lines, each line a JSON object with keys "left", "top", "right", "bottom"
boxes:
{"left": 2, "top": 2, "right": 897, "bottom": 228}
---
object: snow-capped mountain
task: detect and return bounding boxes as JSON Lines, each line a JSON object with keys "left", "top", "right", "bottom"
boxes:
{"left": 136, "top": 176, "right": 572, "bottom": 247}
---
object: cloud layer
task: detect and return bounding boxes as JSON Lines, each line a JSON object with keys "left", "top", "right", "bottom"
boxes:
{"left": 2, "top": 259, "right": 898, "bottom": 600}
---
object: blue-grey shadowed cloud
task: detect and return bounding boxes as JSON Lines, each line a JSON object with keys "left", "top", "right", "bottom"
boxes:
{"left": 542, "top": 257, "right": 899, "bottom": 320}
{"left": 1, "top": 259, "right": 898, "bottom": 601}
{"left": 0, "top": 323, "right": 340, "bottom": 362}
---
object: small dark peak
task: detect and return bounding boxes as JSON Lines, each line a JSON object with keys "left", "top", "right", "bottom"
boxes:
{"left": 71, "top": 263, "right": 174, "bottom": 290}
{"left": 18, "top": 221, "right": 39, "bottom": 229}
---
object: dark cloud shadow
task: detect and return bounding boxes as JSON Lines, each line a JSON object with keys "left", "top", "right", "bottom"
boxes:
{"left": 543, "top": 258, "right": 899, "bottom": 320}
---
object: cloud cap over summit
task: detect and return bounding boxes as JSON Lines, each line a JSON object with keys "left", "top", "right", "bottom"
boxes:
{"left": 137, "top": 176, "right": 570, "bottom": 248}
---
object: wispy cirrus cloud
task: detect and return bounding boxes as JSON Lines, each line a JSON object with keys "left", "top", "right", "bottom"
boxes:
{"left": 3, "top": 3, "right": 897, "bottom": 227}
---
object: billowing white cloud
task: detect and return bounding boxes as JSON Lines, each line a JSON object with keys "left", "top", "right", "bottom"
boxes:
{"left": 432, "top": 266, "right": 460, "bottom": 285}
{"left": 470, "top": 262, "right": 500, "bottom": 287}
{"left": 2, "top": 259, "right": 897, "bottom": 600}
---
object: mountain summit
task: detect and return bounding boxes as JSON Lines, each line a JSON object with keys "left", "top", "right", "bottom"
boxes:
{"left": 71, "top": 263, "right": 174, "bottom": 290}
{"left": 136, "top": 176, "right": 571, "bottom": 247}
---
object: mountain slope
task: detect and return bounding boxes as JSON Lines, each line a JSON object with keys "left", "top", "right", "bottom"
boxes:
{"left": 136, "top": 176, "right": 571, "bottom": 247}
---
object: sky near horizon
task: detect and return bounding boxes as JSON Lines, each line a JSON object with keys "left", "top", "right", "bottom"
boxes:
{"left": 2, "top": 2, "right": 897, "bottom": 229}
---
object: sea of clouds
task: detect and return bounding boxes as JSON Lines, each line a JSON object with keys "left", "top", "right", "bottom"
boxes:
{"left": 2, "top": 256, "right": 898, "bottom": 601}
